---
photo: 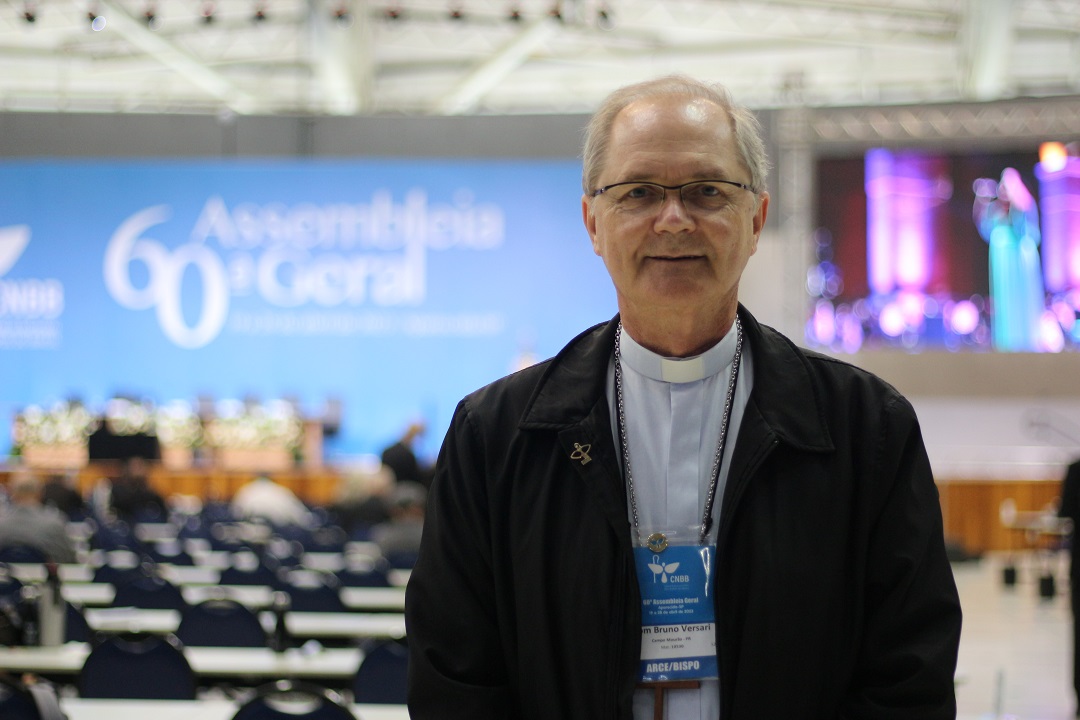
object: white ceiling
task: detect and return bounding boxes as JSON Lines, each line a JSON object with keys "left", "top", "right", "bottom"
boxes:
{"left": 1, "top": 0, "right": 1078, "bottom": 116}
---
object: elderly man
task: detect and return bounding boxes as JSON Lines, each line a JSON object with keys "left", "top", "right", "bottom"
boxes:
{"left": 405, "top": 76, "right": 961, "bottom": 720}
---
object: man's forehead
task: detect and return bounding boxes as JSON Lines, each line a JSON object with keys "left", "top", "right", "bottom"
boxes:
{"left": 603, "top": 96, "right": 742, "bottom": 180}
{"left": 615, "top": 94, "right": 730, "bottom": 133}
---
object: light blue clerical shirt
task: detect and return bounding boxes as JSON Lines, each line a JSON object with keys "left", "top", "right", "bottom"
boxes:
{"left": 606, "top": 321, "right": 754, "bottom": 720}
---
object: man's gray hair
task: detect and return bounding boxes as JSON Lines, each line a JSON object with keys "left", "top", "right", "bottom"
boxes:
{"left": 581, "top": 75, "right": 770, "bottom": 195}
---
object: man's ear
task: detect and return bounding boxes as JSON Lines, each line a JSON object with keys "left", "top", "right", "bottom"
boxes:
{"left": 752, "top": 191, "right": 770, "bottom": 239}
{"left": 582, "top": 195, "right": 601, "bottom": 256}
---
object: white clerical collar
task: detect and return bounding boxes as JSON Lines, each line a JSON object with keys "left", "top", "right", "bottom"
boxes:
{"left": 618, "top": 322, "right": 738, "bottom": 384}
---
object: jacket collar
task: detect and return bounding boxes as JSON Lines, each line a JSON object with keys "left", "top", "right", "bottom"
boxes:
{"left": 520, "top": 306, "right": 833, "bottom": 454}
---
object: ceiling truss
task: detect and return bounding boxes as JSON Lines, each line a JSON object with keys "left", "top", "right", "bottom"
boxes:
{"left": 0, "top": 0, "right": 1078, "bottom": 115}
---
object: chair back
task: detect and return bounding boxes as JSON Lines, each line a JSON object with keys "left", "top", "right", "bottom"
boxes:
{"left": 0, "top": 545, "right": 49, "bottom": 564}
{"left": 0, "top": 675, "right": 39, "bottom": 720}
{"left": 91, "top": 521, "right": 144, "bottom": 553}
{"left": 231, "top": 680, "right": 355, "bottom": 720}
{"left": 65, "top": 602, "right": 95, "bottom": 644}
{"left": 0, "top": 563, "right": 24, "bottom": 600}
{"left": 281, "top": 570, "right": 345, "bottom": 613}
{"left": 220, "top": 553, "right": 283, "bottom": 588}
{"left": 383, "top": 550, "right": 419, "bottom": 570}
{"left": 306, "top": 526, "right": 347, "bottom": 554}
{"left": 78, "top": 633, "right": 197, "bottom": 699}
{"left": 334, "top": 566, "right": 392, "bottom": 588}
{"left": 112, "top": 575, "right": 187, "bottom": 610}
{"left": 148, "top": 541, "right": 195, "bottom": 566}
{"left": 92, "top": 550, "right": 152, "bottom": 586}
{"left": 352, "top": 638, "right": 408, "bottom": 704}
{"left": 177, "top": 598, "right": 267, "bottom": 647}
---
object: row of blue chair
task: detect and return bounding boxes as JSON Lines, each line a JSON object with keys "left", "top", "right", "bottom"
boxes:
{"left": 2, "top": 658, "right": 404, "bottom": 719}
{"left": 73, "top": 633, "right": 407, "bottom": 704}
{"left": 106, "top": 568, "right": 359, "bottom": 613}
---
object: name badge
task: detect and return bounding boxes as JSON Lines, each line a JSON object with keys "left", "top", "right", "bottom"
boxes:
{"left": 634, "top": 544, "right": 717, "bottom": 682}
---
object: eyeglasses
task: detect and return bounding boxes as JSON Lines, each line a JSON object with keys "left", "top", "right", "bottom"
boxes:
{"left": 590, "top": 179, "right": 755, "bottom": 214}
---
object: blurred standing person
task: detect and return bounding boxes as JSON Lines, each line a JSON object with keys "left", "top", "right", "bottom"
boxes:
{"left": 381, "top": 421, "right": 434, "bottom": 489}
{"left": 1058, "top": 457, "right": 1080, "bottom": 716}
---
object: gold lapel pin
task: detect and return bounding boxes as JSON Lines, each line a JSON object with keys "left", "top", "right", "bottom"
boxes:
{"left": 570, "top": 443, "right": 592, "bottom": 465}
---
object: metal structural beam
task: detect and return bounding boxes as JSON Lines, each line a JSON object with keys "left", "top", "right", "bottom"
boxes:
{"left": 97, "top": 0, "right": 259, "bottom": 113}
{"left": 960, "top": 0, "right": 1015, "bottom": 100}
{"left": 434, "top": 17, "right": 561, "bottom": 115}
{"left": 308, "top": 0, "right": 374, "bottom": 115}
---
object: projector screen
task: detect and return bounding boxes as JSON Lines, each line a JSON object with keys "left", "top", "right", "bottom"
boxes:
{"left": 808, "top": 143, "right": 1080, "bottom": 354}
{"left": 0, "top": 159, "right": 615, "bottom": 461}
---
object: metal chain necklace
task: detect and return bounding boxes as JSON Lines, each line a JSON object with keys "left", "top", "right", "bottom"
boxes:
{"left": 614, "top": 316, "right": 743, "bottom": 551}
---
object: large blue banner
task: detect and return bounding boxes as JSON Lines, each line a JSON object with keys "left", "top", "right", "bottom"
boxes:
{"left": 0, "top": 159, "right": 615, "bottom": 461}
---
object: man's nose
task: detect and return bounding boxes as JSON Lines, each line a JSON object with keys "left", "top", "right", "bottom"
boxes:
{"left": 653, "top": 190, "right": 696, "bottom": 232}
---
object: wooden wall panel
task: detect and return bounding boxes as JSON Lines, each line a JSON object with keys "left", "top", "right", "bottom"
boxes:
{"left": 938, "top": 479, "right": 1064, "bottom": 554}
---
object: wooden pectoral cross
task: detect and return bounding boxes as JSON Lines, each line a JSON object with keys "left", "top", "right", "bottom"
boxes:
{"left": 637, "top": 680, "right": 702, "bottom": 720}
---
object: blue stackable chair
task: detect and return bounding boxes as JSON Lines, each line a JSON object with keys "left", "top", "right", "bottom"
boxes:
{"left": 0, "top": 675, "right": 39, "bottom": 720}
{"left": 334, "top": 565, "right": 392, "bottom": 588}
{"left": 112, "top": 574, "right": 187, "bottom": 611}
{"left": 0, "top": 545, "right": 49, "bottom": 564}
{"left": 0, "top": 564, "right": 24, "bottom": 601}
{"left": 280, "top": 569, "right": 345, "bottom": 613}
{"left": 78, "top": 633, "right": 197, "bottom": 700}
{"left": 352, "top": 638, "right": 408, "bottom": 704}
{"left": 177, "top": 598, "right": 267, "bottom": 648}
{"left": 65, "top": 602, "right": 95, "bottom": 644}
{"left": 220, "top": 554, "right": 283, "bottom": 588}
{"left": 231, "top": 680, "right": 355, "bottom": 720}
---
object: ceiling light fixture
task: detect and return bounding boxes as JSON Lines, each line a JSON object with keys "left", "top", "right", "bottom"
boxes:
{"left": 200, "top": 0, "right": 215, "bottom": 24}
{"left": 597, "top": 3, "right": 613, "bottom": 30}
{"left": 332, "top": 2, "right": 352, "bottom": 26}
{"left": 87, "top": 5, "right": 106, "bottom": 31}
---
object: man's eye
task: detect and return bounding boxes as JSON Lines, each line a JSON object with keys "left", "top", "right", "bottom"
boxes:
{"left": 687, "top": 183, "right": 724, "bottom": 199}
{"left": 624, "top": 184, "right": 660, "bottom": 200}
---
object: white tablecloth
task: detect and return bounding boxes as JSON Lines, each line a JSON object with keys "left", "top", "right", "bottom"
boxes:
{"left": 60, "top": 698, "right": 409, "bottom": 720}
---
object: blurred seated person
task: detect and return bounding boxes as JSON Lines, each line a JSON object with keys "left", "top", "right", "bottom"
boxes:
{"left": 380, "top": 421, "right": 434, "bottom": 489}
{"left": 108, "top": 457, "right": 167, "bottom": 523}
{"left": 371, "top": 481, "right": 427, "bottom": 559}
{"left": 230, "top": 476, "right": 311, "bottom": 527}
{"left": 41, "top": 473, "right": 87, "bottom": 520}
{"left": 0, "top": 471, "right": 77, "bottom": 563}
{"left": 331, "top": 459, "right": 395, "bottom": 534}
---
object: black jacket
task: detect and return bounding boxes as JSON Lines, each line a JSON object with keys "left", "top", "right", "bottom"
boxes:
{"left": 406, "top": 308, "right": 961, "bottom": 719}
